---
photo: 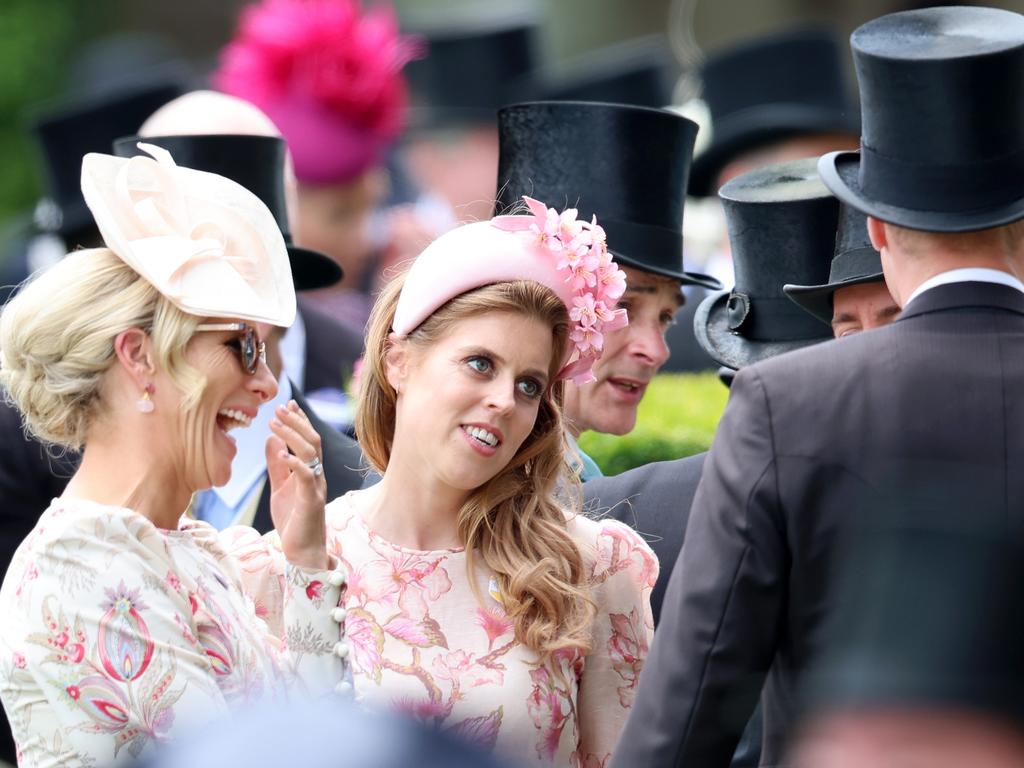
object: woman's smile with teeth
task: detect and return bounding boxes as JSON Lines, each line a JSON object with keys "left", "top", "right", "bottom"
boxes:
{"left": 463, "top": 425, "right": 499, "bottom": 447}
{"left": 217, "top": 408, "right": 252, "bottom": 431}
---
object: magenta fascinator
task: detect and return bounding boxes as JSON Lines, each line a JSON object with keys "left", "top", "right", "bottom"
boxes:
{"left": 215, "top": 0, "right": 421, "bottom": 185}
{"left": 393, "top": 197, "right": 628, "bottom": 385}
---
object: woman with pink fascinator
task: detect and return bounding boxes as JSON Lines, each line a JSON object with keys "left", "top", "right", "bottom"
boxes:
{"left": 215, "top": 0, "right": 421, "bottom": 331}
{"left": 228, "top": 198, "right": 658, "bottom": 765}
{"left": 0, "top": 145, "right": 350, "bottom": 765}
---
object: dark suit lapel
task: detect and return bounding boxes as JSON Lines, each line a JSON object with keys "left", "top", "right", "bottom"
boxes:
{"left": 898, "top": 281, "right": 1024, "bottom": 322}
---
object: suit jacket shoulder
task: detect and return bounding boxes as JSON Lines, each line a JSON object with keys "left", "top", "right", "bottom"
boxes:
{"left": 298, "top": 298, "right": 365, "bottom": 393}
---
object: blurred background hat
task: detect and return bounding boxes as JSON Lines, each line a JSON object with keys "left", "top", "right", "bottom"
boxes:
{"left": 819, "top": 6, "right": 1024, "bottom": 232}
{"left": 533, "top": 36, "right": 675, "bottom": 108}
{"left": 402, "top": 7, "right": 540, "bottom": 131}
{"left": 495, "top": 100, "right": 720, "bottom": 288}
{"left": 688, "top": 27, "right": 860, "bottom": 198}
{"left": 30, "top": 78, "right": 186, "bottom": 242}
{"left": 785, "top": 164, "right": 883, "bottom": 326}
{"left": 695, "top": 157, "right": 838, "bottom": 369}
{"left": 113, "top": 134, "right": 342, "bottom": 291}
{"left": 214, "top": 0, "right": 421, "bottom": 186}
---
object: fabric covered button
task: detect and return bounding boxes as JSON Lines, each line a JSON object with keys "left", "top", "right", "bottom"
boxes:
{"left": 332, "top": 607, "right": 347, "bottom": 623}
{"left": 333, "top": 642, "right": 350, "bottom": 659}
{"left": 328, "top": 570, "right": 346, "bottom": 587}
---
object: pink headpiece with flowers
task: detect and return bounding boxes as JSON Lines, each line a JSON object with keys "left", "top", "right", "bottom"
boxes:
{"left": 215, "top": 0, "right": 421, "bottom": 185}
{"left": 392, "top": 197, "right": 628, "bottom": 385}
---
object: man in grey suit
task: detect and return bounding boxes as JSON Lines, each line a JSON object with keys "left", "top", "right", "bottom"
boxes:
{"left": 609, "top": 7, "right": 1024, "bottom": 767}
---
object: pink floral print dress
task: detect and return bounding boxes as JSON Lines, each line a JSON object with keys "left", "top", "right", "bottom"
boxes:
{"left": 0, "top": 498, "right": 349, "bottom": 768}
{"left": 225, "top": 491, "right": 658, "bottom": 766}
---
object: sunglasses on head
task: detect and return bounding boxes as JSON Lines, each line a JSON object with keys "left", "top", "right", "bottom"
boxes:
{"left": 195, "top": 322, "right": 267, "bottom": 375}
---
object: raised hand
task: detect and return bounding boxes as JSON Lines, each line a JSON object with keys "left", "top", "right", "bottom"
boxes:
{"left": 266, "top": 400, "right": 328, "bottom": 570}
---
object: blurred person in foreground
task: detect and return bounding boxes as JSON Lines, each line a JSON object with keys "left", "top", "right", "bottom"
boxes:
{"left": 611, "top": 7, "right": 1024, "bottom": 767}
{"left": 495, "top": 101, "right": 721, "bottom": 480}
{"left": 0, "top": 146, "right": 348, "bottom": 766}
{"left": 215, "top": 0, "right": 420, "bottom": 332}
{"left": 134, "top": 697, "right": 517, "bottom": 768}
{"left": 791, "top": 520, "right": 1024, "bottom": 768}
{"left": 225, "top": 199, "right": 656, "bottom": 765}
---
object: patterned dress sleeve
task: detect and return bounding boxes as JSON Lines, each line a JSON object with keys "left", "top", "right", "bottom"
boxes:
{"left": 575, "top": 518, "right": 659, "bottom": 766}
{"left": 1, "top": 508, "right": 345, "bottom": 766}
{"left": 215, "top": 524, "right": 347, "bottom": 699}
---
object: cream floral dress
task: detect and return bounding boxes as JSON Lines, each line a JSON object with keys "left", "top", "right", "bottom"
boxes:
{"left": 0, "top": 498, "right": 348, "bottom": 768}
{"left": 225, "top": 490, "right": 658, "bottom": 767}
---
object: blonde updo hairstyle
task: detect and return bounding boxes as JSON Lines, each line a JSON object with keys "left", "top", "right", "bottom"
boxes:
{"left": 358, "top": 271, "right": 596, "bottom": 663}
{"left": 0, "top": 248, "right": 205, "bottom": 450}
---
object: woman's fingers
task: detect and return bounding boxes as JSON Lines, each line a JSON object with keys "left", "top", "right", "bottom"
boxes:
{"left": 270, "top": 402, "right": 323, "bottom": 465}
{"left": 265, "top": 433, "right": 291, "bottom": 488}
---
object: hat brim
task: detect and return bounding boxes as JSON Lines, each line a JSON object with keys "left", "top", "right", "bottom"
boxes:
{"left": 288, "top": 245, "right": 343, "bottom": 291}
{"left": 784, "top": 266, "right": 885, "bottom": 325}
{"left": 689, "top": 105, "right": 860, "bottom": 198}
{"left": 612, "top": 248, "right": 722, "bottom": 289}
{"left": 819, "top": 151, "right": 1024, "bottom": 233}
{"left": 694, "top": 289, "right": 831, "bottom": 369}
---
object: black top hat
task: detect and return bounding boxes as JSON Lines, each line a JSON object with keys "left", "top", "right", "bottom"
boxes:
{"left": 819, "top": 6, "right": 1024, "bottom": 233}
{"left": 113, "top": 134, "right": 342, "bottom": 291}
{"left": 495, "top": 101, "right": 721, "bottom": 288}
{"left": 403, "top": 9, "right": 539, "bottom": 131}
{"left": 689, "top": 28, "right": 860, "bottom": 198}
{"left": 30, "top": 80, "right": 185, "bottom": 239}
{"left": 537, "top": 37, "right": 674, "bottom": 108}
{"left": 801, "top": 521, "right": 1024, "bottom": 725}
{"left": 695, "top": 157, "right": 838, "bottom": 369}
{"left": 784, "top": 163, "right": 883, "bottom": 326}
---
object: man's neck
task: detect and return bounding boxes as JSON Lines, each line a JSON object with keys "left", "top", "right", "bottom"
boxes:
{"left": 884, "top": 252, "right": 1015, "bottom": 307}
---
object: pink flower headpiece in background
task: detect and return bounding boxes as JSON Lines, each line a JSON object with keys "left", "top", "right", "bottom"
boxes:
{"left": 215, "top": 0, "right": 422, "bottom": 185}
{"left": 392, "top": 197, "right": 628, "bottom": 386}
{"left": 492, "top": 198, "right": 627, "bottom": 384}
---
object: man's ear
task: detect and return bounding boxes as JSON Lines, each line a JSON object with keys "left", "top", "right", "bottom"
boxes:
{"left": 113, "top": 328, "right": 157, "bottom": 390}
{"left": 867, "top": 216, "right": 888, "bottom": 253}
{"left": 383, "top": 333, "right": 410, "bottom": 394}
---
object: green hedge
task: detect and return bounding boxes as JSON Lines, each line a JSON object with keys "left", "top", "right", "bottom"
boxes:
{"left": 578, "top": 372, "right": 729, "bottom": 476}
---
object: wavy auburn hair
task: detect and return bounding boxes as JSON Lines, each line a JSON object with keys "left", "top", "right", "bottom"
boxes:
{"left": 357, "top": 272, "right": 595, "bottom": 662}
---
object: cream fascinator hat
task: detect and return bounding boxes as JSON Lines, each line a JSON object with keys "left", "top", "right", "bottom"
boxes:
{"left": 80, "top": 142, "right": 296, "bottom": 327}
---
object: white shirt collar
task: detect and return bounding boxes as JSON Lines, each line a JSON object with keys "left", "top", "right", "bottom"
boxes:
{"left": 904, "top": 268, "right": 1024, "bottom": 308}
{"left": 211, "top": 376, "right": 292, "bottom": 509}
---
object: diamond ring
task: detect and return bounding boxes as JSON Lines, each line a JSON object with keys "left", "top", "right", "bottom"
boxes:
{"left": 306, "top": 456, "right": 324, "bottom": 477}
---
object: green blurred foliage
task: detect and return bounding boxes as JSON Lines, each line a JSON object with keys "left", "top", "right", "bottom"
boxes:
{"left": 0, "top": 1, "right": 89, "bottom": 224}
{"left": 578, "top": 372, "right": 728, "bottom": 476}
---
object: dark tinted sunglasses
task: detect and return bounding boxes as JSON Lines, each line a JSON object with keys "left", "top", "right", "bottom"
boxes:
{"left": 195, "top": 322, "right": 267, "bottom": 375}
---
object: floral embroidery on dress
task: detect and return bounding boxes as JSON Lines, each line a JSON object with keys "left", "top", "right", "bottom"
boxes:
{"left": 0, "top": 500, "right": 346, "bottom": 766}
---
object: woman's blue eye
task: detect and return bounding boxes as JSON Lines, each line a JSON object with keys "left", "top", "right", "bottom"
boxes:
{"left": 517, "top": 378, "right": 542, "bottom": 398}
{"left": 467, "top": 356, "right": 491, "bottom": 374}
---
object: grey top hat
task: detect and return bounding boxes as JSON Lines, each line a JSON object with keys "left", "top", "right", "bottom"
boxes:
{"left": 784, "top": 161, "right": 883, "bottom": 326}
{"left": 819, "top": 6, "right": 1024, "bottom": 232}
{"left": 694, "top": 157, "right": 838, "bottom": 370}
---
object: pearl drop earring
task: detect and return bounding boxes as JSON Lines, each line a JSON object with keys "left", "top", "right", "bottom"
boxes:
{"left": 136, "top": 384, "right": 155, "bottom": 414}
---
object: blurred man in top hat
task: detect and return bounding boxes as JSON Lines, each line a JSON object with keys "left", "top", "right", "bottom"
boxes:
{"left": 785, "top": 203, "right": 897, "bottom": 337}
{"left": 791, "top": 519, "right": 1024, "bottom": 768}
{"left": 117, "top": 90, "right": 366, "bottom": 531}
{"left": 495, "top": 100, "right": 721, "bottom": 479}
{"left": 611, "top": 7, "right": 1024, "bottom": 767}
{"left": 663, "top": 27, "right": 861, "bottom": 372}
{"left": 215, "top": 0, "right": 420, "bottom": 332}
{"left": 401, "top": 8, "right": 540, "bottom": 228}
